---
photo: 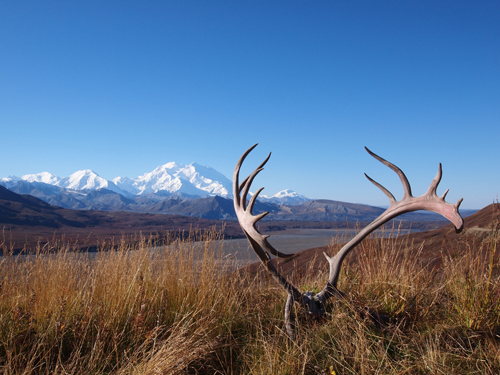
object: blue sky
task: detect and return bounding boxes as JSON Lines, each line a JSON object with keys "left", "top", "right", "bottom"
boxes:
{"left": 1, "top": 1, "right": 498, "bottom": 209}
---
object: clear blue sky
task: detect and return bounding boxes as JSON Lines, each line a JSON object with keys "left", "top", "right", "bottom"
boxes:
{"left": 1, "top": 1, "right": 498, "bottom": 209}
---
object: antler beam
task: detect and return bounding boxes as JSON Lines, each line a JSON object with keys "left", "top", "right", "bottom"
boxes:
{"left": 316, "top": 147, "right": 463, "bottom": 301}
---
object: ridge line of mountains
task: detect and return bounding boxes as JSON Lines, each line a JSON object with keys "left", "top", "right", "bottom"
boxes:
{"left": 1, "top": 162, "right": 310, "bottom": 206}
{"left": 1, "top": 162, "right": 476, "bottom": 222}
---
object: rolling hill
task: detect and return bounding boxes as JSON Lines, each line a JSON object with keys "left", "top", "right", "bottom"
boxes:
{"left": 0, "top": 186, "right": 244, "bottom": 252}
{"left": 242, "top": 203, "right": 499, "bottom": 278}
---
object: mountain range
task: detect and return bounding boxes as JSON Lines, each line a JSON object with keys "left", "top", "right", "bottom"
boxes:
{"left": 0, "top": 162, "right": 314, "bottom": 219}
{"left": 1, "top": 162, "right": 309, "bottom": 204}
{"left": 0, "top": 162, "right": 476, "bottom": 222}
{"left": 2, "top": 163, "right": 233, "bottom": 198}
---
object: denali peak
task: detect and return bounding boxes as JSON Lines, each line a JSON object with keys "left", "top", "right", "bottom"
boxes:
{"left": 112, "top": 162, "right": 233, "bottom": 197}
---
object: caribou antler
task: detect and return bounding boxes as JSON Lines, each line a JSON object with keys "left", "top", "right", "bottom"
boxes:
{"left": 233, "top": 144, "right": 463, "bottom": 339}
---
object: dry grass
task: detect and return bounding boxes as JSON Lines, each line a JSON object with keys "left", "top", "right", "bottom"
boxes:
{"left": 0, "top": 212, "right": 499, "bottom": 374}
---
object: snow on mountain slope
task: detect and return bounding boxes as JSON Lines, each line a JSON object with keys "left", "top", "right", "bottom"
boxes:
{"left": 114, "top": 162, "right": 232, "bottom": 197}
{"left": 260, "top": 189, "right": 311, "bottom": 205}
{"left": 2, "top": 170, "right": 126, "bottom": 195}
{"left": 0, "top": 175, "right": 21, "bottom": 185}
{"left": 112, "top": 176, "right": 140, "bottom": 195}
{"left": 1, "top": 162, "right": 300, "bottom": 204}
{"left": 61, "top": 170, "right": 127, "bottom": 195}
{"left": 60, "top": 170, "right": 110, "bottom": 191}
{"left": 189, "top": 163, "right": 232, "bottom": 196}
{"left": 21, "top": 172, "right": 61, "bottom": 185}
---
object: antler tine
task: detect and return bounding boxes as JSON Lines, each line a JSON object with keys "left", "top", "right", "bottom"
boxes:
{"left": 365, "top": 147, "right": 413, "bottom": 199}
{"left": 428, "top": 168, "right": 464, "bottom": 210}
{"left": 441, "top": 189, "right": 449, "bottom": 200}
{"left": 364, "top": 173, "right": 397, "bottom": 204}
{"left": 427, "top": 163, "right": 442, "bottom": 198}
{"left": 234, "top": 145, "right": 255, "bottom": 201}
{"left": 240, "top": 167, "right": 264, "bottom": 209}
{"left": 248, "top": 187, "right": 265, "bottom": 217}
{"left": 233, "top": 144, "right": 256, "bottom": 206}
{"left": 243, "top": 186, "right": 269, "bottom": 227}
{"left": 236, "top": 153, "right": 271, "bottom": 210}
{"left": 239, "top": 151, "right": 271, "bottom": 190}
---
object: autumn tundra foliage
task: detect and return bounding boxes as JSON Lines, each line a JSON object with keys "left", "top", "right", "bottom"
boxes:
{"left": 0, "top": 205, "right": 499, "bottom": 374}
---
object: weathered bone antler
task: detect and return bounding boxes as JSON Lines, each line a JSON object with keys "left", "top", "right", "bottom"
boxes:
{"left": 233, "top": 144, "right": 463, "bottom": 339}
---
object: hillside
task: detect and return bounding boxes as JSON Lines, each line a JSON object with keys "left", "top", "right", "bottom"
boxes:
{"left": 242, "top": 203, "right": 500, "bottom": 278}
{"left": 0, "top": 186, "right": 244, "bottom": 251}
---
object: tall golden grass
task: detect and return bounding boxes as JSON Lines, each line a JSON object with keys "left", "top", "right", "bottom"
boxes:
{"left": 0, "top": 214, "right": 499, "bottom": 374}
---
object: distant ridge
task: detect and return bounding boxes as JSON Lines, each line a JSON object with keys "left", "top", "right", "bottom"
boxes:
{"left": 0, "top": 185, "right": 244, "bottom": 251}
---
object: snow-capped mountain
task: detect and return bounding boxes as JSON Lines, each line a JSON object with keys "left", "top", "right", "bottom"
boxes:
{"left": 0, "top": 162, "right": 311, "bottom": 213}
{"left": 113, "top": 162, "right": 232, "bottom": 197}
{"left": 4, "top": 170, "right": 125, "bottom": 195}
{"left": 260, "top": 189, "right": 311, "bottom": 206}
{"left": 60, "top": 170, "right": 119, "bottom": 192}
{"left": 1, "top": 162, "right": 234, "bottom": 199}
